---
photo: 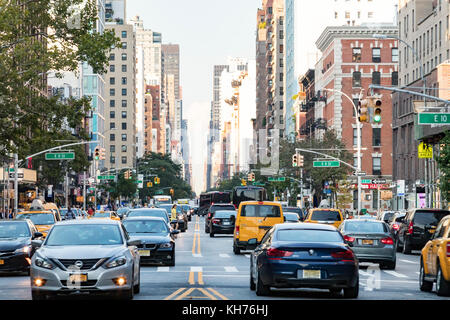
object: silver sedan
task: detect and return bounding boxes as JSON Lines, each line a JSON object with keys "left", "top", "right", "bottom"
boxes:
{"left": 30, "top": 219, "right": 141, "bottom": 300}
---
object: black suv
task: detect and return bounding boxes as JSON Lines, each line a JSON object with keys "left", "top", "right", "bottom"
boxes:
{"left": 205, "top": 203, "right": 236, "bottom": 233}
{"left": 397, "top": 209, "right": 450, "bottom": 254}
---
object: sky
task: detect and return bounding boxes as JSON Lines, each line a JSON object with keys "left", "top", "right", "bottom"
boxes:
{"left": 126, "top": 0, "right": 260, "bottom": 195}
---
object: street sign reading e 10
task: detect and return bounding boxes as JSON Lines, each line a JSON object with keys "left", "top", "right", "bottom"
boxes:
{"left": 268, "top": 177, "right": 286, "bottom": 182}
{"left": 45, "top": 152, "right": 75, "bottom": 160}
{"left": 98, "top": 175, "right": 115, "bottom": 180}
{"left": 418, "top": 113, "right": 450, "bottom": 125}
{"left": 313, "top": 161, "right": 340, "bottom": 168}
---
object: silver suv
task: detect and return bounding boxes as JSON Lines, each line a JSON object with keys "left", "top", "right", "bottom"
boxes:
{"left": 30, "top": 219, "right": 141, "bottom": 300}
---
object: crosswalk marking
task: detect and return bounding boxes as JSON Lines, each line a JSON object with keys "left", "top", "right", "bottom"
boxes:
{"left": 191, "top": 266, "right": 203, "bottom": 272}
{"left": 224, "top": 266, "right": 238, "bottom": 273}
{"left": 157, "top": 267, "right": 170, "bottom": 272}
{"left": 400, "top": 259, "right": 417, "bottom": 264}
{"left": 219, "top": 254, "right": 230, "bottom": 258}
{"left": 359, "top": 270, "right": 372, "bottom": 277}
{"left": 383, "top": 270, "right": 409, "bottom": 278}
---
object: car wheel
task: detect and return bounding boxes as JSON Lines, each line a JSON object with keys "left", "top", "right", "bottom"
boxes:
{"left": 210, "top": 232, "right": 214, "bottom": 238}
{"left": 205, "top": 226, "right": 210, "bottom": 234}
{"left": 343, "top": 278, "right": 359, "bottom": 298}
{"left": 402, "top": 238, "right": 411, "bottom": 254}
{"left": 419, "top": 259, "right": 433, "bottom": 292}
{"left": 233, "top": 243, "right": 241, "bottom": 255}
{"left": 250, "top": 261, "right": 256, "bottom": 291}
{"left": 436, "top": 263, "right": 450, "bottom": 296}
{"left": 31, "top": 290, "right": 46, "bottom": 301}
{"left": 255, "top": 268, "right": 270, "bottom": 296}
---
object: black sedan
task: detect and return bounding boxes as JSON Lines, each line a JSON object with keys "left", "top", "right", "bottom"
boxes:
{"left": 0, "top": 220, "right": 43, "bottom": 274}
{"left": 122, "top": 217, "right": 179, "bottom": 266}
{"left": 250, "top": 223, "right": 359, "bottom": 298}
{"left": 209, "top": 210, "right": 236, "bottom": 237}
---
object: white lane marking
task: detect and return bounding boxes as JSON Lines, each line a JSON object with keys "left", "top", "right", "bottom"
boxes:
{"left": 359, "top": 270, "right": 371, "bottom": 277}
{"left": 192, "top": 254, "right": 203, "bottom": 258}
{"left": 245, "top": 254, "right": 251, "bottom": 258}
{"left": 383, "top": 270, "right": 409, "bottom": 278}
{"left": 157, "top": 267, "right": 170, "bottom": 272}
{"left": 191, "top": 266, "right": 203, "bottom": 272}
{"left": 400, "top": 259, "right": 417, "bottom": 264}
{"left": 416, "top": 272, "right": 420, "bottom": 275}
{"left": 224, "top": 266, "right": 239, "bottom": 273}
{"left": 219, "top": 254, "right": 230, "bottom": 258}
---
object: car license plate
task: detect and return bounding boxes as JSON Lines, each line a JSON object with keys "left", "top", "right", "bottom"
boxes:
{"left": 362, "top": 239, "right": 374, "bottom": 245}
{"left": 300, "top": 270, "right": 321, "bottom": 279}
{"left": 69, "top": 274, "right": 87, "bottom": 282}
{"left": 0, "top": 260, "right": 4, "bottom": 265}
{"left": 223, "top": 222, "right": 230, "bottom": 226}
{"left": 139, "top": 250, "right": 151, "bottom": 257}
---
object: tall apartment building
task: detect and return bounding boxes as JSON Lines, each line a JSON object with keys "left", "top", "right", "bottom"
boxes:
{"left": 144, "top": 85, "right": 162, "bottom": 154}
{"left": 393, "top": 0, "right": 450, "bottom": 210}
{"left": 104, "top": 23, "right": 137, "bottom": 171}
{"left": 285, "top": 0, "right": 398, "bottom": 139}
{"left": 314, "top": 25, "right": 398, "bottom": 213}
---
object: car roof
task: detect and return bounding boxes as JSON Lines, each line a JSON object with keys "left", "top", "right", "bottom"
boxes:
{"left": 122, "top": 216, "right": 166, "bottom": 222}
{"left": 55, "top": 219, "right": 120, "bottom": 226}
{"left": 0, "top": 220, "right": 28, "bottom": 223}
{"left": 130, "top": 208, "right": 166, "bottom": 212}
{"left": 275, "top": 223, "right": 337, "bottom": 231}
{"left": 18, "top": 210, "right": 53, "bottom": 214}
{"left": 240, "top": 201, "right": 281, "bottom": 206}
{"left": 309, "top": 208, "right": 341, "bottom": 211}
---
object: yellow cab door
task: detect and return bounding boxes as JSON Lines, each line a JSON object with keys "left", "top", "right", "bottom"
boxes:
{"left": 430, "top": 219, "right": 449, "bottom": 275}
{"left": 236, "top": 203, "right": 260, "bottom": 243}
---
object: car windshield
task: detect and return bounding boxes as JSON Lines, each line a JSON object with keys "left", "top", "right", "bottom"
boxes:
{"left": 117, "top": 208, "right": 129, "bottom": 214}
{"left": 310, "top": 210, "right": 341, "bottom": 221}
{"left": 277, "top": 229, "right": 343, "bottom": 242}
{"left": 0, "top": 222, "right": 31, "bottom": 238}
{"left": 123, "top": 220, "right": 169, "bottom": 234}
{"left": 214, "top": 211, "right": 236, "bottom": 218}
{"left": 93, "top": 212, "right": 110, "bottom": 218}
{"left": 382, "top": 212, "right": 395, "bottom": 221}
{"left": 45, "top": 224, "right": 123, "bottom": 246}
{"left": 344, "top": 221, "right": 387, "bottom": 233}
{"left": 127, "top": 210, "right": 168, "bottom": 222}
{"left": 16, "top": 213, "right": 55, "bottom": 225}
{"left": 181, "top": 205, "right": 190, "bottom": 212}
{"left": 211, "top": 205, "right": 235, "bottom": 213}
{"left": 240, "top": 205, "right": 281, "bottom": 218}
{"left": 414, "top": 210, "right": 450, "bottom": 226}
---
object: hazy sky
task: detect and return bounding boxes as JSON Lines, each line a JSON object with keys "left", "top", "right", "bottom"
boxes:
{"left": 126, "top": 0, "right": 260, "bottom": 195}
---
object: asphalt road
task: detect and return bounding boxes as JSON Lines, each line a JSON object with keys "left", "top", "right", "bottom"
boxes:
{"left": 0, "top": 215, "right": 448, "bottom": 300}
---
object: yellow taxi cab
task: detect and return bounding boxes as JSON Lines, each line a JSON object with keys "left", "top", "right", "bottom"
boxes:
{"left": 28, "top": 199, "right": 61, "bottom": 222}
{"left": 89, "top": 211, "right": 121, "bottom": 221}
{"left": 233, "top": 201, "right": 284, "bottom": 254}
{"left": 14, "top": 210, "right": 57, "bottom": 237}
{"left": 304, "top": 208, "right": 344, "bottom": 229}
{"left": 420, "top": 215, "right": 450, "bottom": 296}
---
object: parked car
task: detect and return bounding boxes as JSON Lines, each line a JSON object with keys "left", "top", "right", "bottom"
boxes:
{"left": 205, "top": 203, "right": 236, "bottom": 233}
{"left": 338, "top": 219, "right": 396, "bottom": 269}
{"left": 209, "top": 210, "right": 236, "bottom": 237}
{"left": 419, "top": 214, "right": 450, "bottom": 296}
{"left": 0, "top": 220, "right": 43, "bottom": 274}
{"left": 283, "top": 212, "right": 300, "bottom": 223}
{"left": 122, "top": 217, "right": 179, "bottom": 266}
{"left": 249, "top": 223, "right": 359, "bottom": 298}
{"left": 180, "top": 205, "right": 192, "bottom": 222}
{"left": 397, "top": 209, "right": 450, "bottom": 254}
{"left": 30, "top": 219, "right": 141, "bottom": 300}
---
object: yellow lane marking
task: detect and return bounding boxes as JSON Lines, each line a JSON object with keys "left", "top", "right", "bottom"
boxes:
{"left": 198, "top": 272, "right": 204, "bottom": 285}
{"left": 175, "top": 287, "right": 195, "bottom": 300}
{"left": 207, "top": 287, "right": 229, "bottom": 300}
{"left": 188, "top": 271, "right": 195, "bottom": 285}
{"left": 163, "top": 287, "right": 186, "bottom": 300}
{"left": 198, "top": 288, "right": 217, "bottom": 300}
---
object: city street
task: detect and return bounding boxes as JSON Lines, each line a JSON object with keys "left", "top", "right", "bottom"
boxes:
{"left": 0, "top": 215, "right": 448, "bottom": 301}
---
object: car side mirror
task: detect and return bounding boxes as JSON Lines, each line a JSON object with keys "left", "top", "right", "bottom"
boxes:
{"left": 127, "top": 240, "right": 142, "bottom": 247}
{"left": 33, "top": 232, "right": 43, "bottom": 239}
{"left": 283, "top": 216, "right": 286, "bottom": 222}
{"left": 171, "top": 229, "right": 180, "bottom": 235}
{"left": 31, "top": 240, "right": 43, "bottom": 248}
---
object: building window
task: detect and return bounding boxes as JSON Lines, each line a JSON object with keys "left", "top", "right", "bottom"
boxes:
{"left": 110, "top": 111, "right": 115, "bottom": 119}
{"left": 121, "top": 156, "right": 127, "bottom": 164}
{"left": 110, "top": 122, "right": 115, "bottom": 129}
{"left": 352, "top": 71, "right": 361, "bottom": 87}
{"left": 279, "top": 87, "right": 284, "bottom": 96}
{"left": 372, "top": 71, "right": 381, "bottom": 85}
{"left": 121, "top": 77, "right": 127, "bottom": 85}
{"left": 345, "top": 11, "right": 350, "bottom": 19}
{"left": 352, "top": 48, "right": 361, "bottom": 62}
{"left": 122, "top": 122, "right": 127, "bottom": 130}
{"left": 121, "top": 134, "right": 127, "bottom": 141}
{"left": 121, "top": 100, "right": 127, "bottom": 108}
{"left": 121, "top": 42, "right": 127, "bottom": 49}
{"left": 110, "top": 145, "right": 115, "bottom": 153}
{"left": 110, "top": 88, "right": 115, "bottom": 96}
{"left": 373, "top": 128, "right": 381, "bottom": 146}
{"left": 110, "top": 65, "right": 115, "bottom": 72}
{"left": 110, "top": 156, "right": 115, "bottom": 164}
{"left": 121, "top": 53, "right": 127, "bottom": 61}
{"left": 279, "top": 101, "right": 284, "bottom": 110}
{"left": 372, "top": 157, "right": 381, "bottom": 175}
{"left": 109, "top": 77, "right": 115, "bottom": 85}
{"left": 121, "top": 145, "right": 127, "bottom": 152}
{"left": 279, "top": 115, "right": 283, "bottom": 124}
{"left": 372, "top": 48, "right": 381, "bottom": 62}
{"left": 122, "top": 89, "right": 127, "bottom": 96}
{"left": 392, "top": 71, "right": 398, "bottom": 86}
{"left": 392, "top": 48, "right": 399, "bottom": 62}
{"left": 279, "top": 45, "right": 283, "bottom": 53}
{"left": 109, "top": 53, "right": 115, "bottom": 61}
{"left": 110, "top": 100, "right": 115, "bottom": 108}
{"left": 122, "top": 111, "right": 127, "bottom": 118}
{"left": 368, "top": 12, "right": 374, "bottom": 19}
{"left": 110, "top": 134, "right": 115, "bottom": 142}
{"left": 121, "top": 31, "right": 127, "bottom": 38}
{"left": 122, "top": 65, "right": 127, "bottom": 72}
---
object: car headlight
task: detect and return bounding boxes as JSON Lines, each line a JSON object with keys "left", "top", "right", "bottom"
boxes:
{"left": 35, "top": 256, "right": 55, "bottom": 270}
{"left": 160, "top": 242, "right": 173, "bottom": 248}
{"left": 14, "top": 245, "right": 31, "bottom": 255}
{"left": 104, "top": 256, "right": 127, "bottom": 269}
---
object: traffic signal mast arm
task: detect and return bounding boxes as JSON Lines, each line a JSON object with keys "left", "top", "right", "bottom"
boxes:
{"left": 294, "top": 148, "right": 357, "bottom": 171}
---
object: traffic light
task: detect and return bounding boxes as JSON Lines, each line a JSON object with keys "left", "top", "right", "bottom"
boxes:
{"left": 154, "top": 177, "right": 160, "bottom": 184}
{"left": 292, "top": 154, "right": 298, "bottom": 167}
{"left": 94, "top": 146, "right": 100, "bottom": 160}
{"left": 248, "top": 172, "right": 255, "bottom": 182}
{"left": 170, "top": 189, "right": 174, "bottom": 196}
{"left": 241, "top": 179, "right": 247, "bottom": 186}
{"left": 147, "top": 181, "right": 153, "bottom": 188}
{"left": 251, "top": 172, "right": 255, "bottom": 181}
{"left": 124, "top": 170, "right": 129, "bottom": 180}
{"left": 100, "top": 148, "right": 106, "bottom": 160}
{"left": 298, "top": 154, "right": 304, "bottom": 167}
{"left": 358, "top": 99, "right": 369, "bottom": 122}
{"left": 373, "top": 98, "right": 382, "bottom": 123}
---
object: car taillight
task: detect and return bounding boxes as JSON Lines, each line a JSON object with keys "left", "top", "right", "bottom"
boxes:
{"left": 407, "top": 222, "right": 413, "bottom": 235}
{"left": 343, "top": 235, "right": 355, "bottom": 243}
{"left": 207, "top": 212, "right": 211, "bottom": 218}
{"left": 331, "top": 250, "right": 355, "bottom": 262}
{"left": 392, "top": 223, "right": 399, "bottom": 231}
{"left": 381, "top": 237, "right": 394, "bottom": 245}
{"left": 212, "top": 218, "right": 220, "bottom": 225}
{"left": 266, "top": 248, "right": 293, "bottom": 259}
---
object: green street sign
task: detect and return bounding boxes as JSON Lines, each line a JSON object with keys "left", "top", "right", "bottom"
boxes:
{"left": 253, "top": 182, "right": 265, "bottom": 186}
{"left": 268, "top": 177, "right": 286, "bottom": 182}
{"left": 155, "top": 190, "right": 164, "bottom": 195}
{"left": 45, "top": 152, "right": 75, "bottom": 160}
{"left": 361, "top": 179, "right": 372, "bottom": 184}
{"left": 418, "top": 113, "right": 450, "bottom": 125}
{"left": 313, "top": 161, "right": 340, "bottom": 168}
{"left": 98, "top": 175, "right": 115, "bottom": 180}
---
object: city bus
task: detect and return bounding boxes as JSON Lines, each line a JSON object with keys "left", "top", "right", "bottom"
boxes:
{"left": 232, "top": 186, "right": 267, "bottom": 209}
{"left": 152, "top": 195, "right": 172, "bottom": 206}
{"left": 198, "top": 191, "right": 231, "bottom": 215}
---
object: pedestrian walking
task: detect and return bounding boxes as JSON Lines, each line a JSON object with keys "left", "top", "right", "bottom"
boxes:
{"left": 171, "top": 204, "right": 179, "bottom": 230}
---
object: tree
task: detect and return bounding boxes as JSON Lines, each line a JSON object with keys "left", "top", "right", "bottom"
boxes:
{"left": 436, "top": 130, "right": 450, "bottom": 204}
{"left": 0, "top": 0, "right": 120, "bottom": 187}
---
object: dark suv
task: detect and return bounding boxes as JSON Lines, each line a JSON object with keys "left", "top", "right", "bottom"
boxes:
{"left": 397, "top": 209, "right": 450, "bottom": 254}
{"left": 205, "top": 203, "right": 236, "bottom": 233}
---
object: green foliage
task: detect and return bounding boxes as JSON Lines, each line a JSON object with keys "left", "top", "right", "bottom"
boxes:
{"left": 102, "top": 171, "right": 137, "bottom": 200}
{"left": 436, "top": 130, "right": 450, "bottom": 203}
